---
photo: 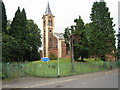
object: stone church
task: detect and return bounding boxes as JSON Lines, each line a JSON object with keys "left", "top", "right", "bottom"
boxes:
{"left": 41, "top": 1, "right": 115, "bottom": 61}
{"left": 42, "top": 2, "right": 69, "bottom": 58}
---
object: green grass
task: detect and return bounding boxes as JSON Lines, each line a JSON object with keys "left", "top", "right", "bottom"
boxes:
{"left": 32, "top": 58, "right": 71, "bottom": 64}
{"left": 24, "top": 60, "right": 107, "bottom": 77}
{"left": 2, "top": 59, "right": 119, "bottom": 78}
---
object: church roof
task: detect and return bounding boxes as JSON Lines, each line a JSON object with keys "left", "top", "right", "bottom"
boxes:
{"left": 54, "top": 33, "right": 64, "bottom": 40}
{"left": 45, "top": 2, "right": 52, "bottom": 15}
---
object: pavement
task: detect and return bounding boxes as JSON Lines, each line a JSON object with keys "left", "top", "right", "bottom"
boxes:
{"left": 2, "top": 68, "right": 119, "bottom": 88}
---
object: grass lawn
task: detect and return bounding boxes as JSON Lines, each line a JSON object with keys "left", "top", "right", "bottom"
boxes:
{"left": 2, "top": 59, "right": 119, "bottom": 78}
{"left": 24, "top": 58, "right": 105, "bottom": 77}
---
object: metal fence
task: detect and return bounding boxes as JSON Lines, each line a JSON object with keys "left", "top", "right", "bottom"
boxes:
{"left": 1, "top": 60, "right": 120, "bottom": 79}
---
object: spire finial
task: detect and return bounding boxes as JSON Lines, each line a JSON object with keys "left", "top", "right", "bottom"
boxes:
{"left": 45, "top": 1, "right": 52, "bottom": 15}
{"left": 100, "top": 0, "right": 104, "bottom": 2}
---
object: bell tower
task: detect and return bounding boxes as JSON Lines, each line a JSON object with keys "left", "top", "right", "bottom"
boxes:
{"left": 42, "top": 2, "right": 55, "bottom": 57}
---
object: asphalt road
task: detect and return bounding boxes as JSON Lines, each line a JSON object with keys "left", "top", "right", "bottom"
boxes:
{"left": 2, "top": 69, "right": 119, "bottom": 88}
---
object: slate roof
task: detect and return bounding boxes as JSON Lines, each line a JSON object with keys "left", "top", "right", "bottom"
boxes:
{"left": 54, "top": 33, "right": 64, "bottom": 40}
{"left": 45, "top": 2, "right": 52, "bottom": 15}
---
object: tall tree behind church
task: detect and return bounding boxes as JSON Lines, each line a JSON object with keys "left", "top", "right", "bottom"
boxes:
{"left": 90, "top": 1, "right": 116, "bottom": 61}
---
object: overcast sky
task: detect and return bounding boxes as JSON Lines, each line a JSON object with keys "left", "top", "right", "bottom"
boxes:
{"left": 3, "top": 0, "right": 119, "bottom": 34}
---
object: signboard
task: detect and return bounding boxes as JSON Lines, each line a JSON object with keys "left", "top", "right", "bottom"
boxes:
{"left": 41, "top": 57, "right": 50, "bottom": 62}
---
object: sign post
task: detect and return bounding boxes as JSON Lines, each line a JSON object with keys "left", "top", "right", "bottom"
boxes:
{"left": 58, "top": 38, "right": 60, "bottom": 78}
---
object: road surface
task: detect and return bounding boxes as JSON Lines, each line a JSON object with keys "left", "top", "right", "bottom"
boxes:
{"left": 2, "top": 68, "right": 119, "bottom": 88}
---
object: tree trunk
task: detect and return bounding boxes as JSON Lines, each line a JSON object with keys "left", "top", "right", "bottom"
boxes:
{"left": 101, "top": 54, "right": 105, "bottom": 61}
{"left": 70, "top": 35, "right": 74, "bottom": 72}
{"left": 81, "top": 57, "right": 84, "bottom": 62}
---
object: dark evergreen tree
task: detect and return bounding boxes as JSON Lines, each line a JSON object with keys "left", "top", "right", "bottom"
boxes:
{"left": 2, "top": 1, "right": 9, "bottom": 62}
{"left": 90, "top": 1, "right": 116, "bottom": 61}
{"left": 74, "top": 16, "right": 89, "bottom": 61}
{"left": 9, "top": 7, "right": 24, "bottom": 61}
{"left": 2, "top": 1, "right": 7, "bottom": 34}
{"left": 10, "top": 7, "right": 21, "bottom": 38}
{"left": 2, "top": 6, "right": 42, "bottom": 62}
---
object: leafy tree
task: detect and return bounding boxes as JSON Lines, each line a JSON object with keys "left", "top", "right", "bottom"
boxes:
{"left": 2, "top": 34, "right": 20, "bottom": 62}
{"left": 64, "top": 26, "right": 75, "bottom": 72}
{"left": 64, "top": 27, "right": 70, "bottom": 53}
{"left": 26, "top": 20, "right": 42, "bottom": 61}
{"left": 64, "top": 16, "right": 89, "bottom": 61}
{"left": 90, "top": 1, "right": 116, "bottom": 61}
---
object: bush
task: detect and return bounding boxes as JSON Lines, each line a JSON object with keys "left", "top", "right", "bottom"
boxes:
{"left": 49, "top": 53, "right": 57, "bottom": 60}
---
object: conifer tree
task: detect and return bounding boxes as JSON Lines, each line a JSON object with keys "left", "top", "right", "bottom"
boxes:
{"left": 74, "top": 16, "right": 89, "bottom": 61}
{"left": 2, "top": 1, "right": 7, "bottom": 34}
{"left": 90, "top": 1, "right": 116, "bottom": 60}
{"left": 2, "top": 1, "right": 9, "bottom": 61}
{"left": 9, "top": 7, "right": 28, "bottom": 61}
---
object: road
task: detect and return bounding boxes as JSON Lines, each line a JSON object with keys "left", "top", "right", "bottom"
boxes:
{"left": 2, "top": 69, "right": 119, "bottom": 88}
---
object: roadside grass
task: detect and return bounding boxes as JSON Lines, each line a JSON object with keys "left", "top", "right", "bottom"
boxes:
{"left": 24, "top": 58, "right": 106, "bottom": 77}
{"left": 2, "top": 59, "right": 119, "bottom": 78}
{"left": 32, "top": 58, "right": 71, "bottom": 64}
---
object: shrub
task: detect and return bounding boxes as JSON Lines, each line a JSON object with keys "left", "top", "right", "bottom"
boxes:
{"left": 49, "top": 53, "right": 57, "bottom": 60}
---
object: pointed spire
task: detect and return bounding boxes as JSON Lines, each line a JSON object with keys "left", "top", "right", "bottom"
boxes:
{"left": 45, "top": 1, "right": 52, "bottom": 15}
{"left": 100, "top": 0, "right": 104, "bottom": 2}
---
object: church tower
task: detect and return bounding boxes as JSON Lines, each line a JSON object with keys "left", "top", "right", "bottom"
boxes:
{"left": 42, "top": 2, "right": 55, "bottom": 57}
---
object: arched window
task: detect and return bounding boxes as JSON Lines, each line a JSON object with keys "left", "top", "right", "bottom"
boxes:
{"left": 43, "top": 21, "right": 46, "bottom": 26}
{"left": 48, "top": 20, "right": 52, "bottom": 26}
{"left": 48, "top": 20, "right": 51, "bottom": 26}
{"left": 50, "top": 20, "right": 52, "bottom": 26}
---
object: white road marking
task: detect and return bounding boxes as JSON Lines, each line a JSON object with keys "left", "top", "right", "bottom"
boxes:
{"left": 24, "top": 73, "right": 99, "bottom": 88}
{"left": 22, "top": 71, "right": 113, "bottom": 88}
{"left": 3, "top": 85, "right": 10, "bottom": 87}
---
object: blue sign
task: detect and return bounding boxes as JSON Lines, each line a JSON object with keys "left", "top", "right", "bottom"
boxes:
{"left": 41, "top": 57, "right": 50, "bottom": 62}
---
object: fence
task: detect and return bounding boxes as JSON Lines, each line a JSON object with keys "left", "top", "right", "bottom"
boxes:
{"left": 1, "top": 60, "right": 120, "bottom": 79}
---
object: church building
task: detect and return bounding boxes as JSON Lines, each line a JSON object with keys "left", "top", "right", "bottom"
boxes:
{"left": 42, "top": 2, "right": 69, "bottom": 58}
{"left": 42, "top": 1, "right": 115, "bottom": 61}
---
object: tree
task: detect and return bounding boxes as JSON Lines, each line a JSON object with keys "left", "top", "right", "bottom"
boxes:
{"left": 64, "top": 26, "right": 74, "bottom": 72}
{"left": 64, "top": 16, "right": 89, "bottom": 62}
{"left": 90, "top": 1, "right": 116, "bottom": 61}
{"left": 2, "top": 6, "right": 42, "bottom": 62}
{"left": 26, "top": 20, "right": 42, "bottom": 61}
{"left": 2, "top": 1, "right": 9, "bottom": 62}
{"left": 9, "top": 7, "right": 31, "bottom": 61}
{"left": 2, "top": 1, "right": 7, "bottom": 34}
{"left": 74, "top": 16, "right": 89, "bottom": 61}
{"left": 117, "top": 29, "right": 120, "bottom": 60}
